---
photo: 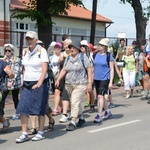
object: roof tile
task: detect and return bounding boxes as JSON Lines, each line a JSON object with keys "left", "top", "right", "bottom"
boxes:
{"left": 10, "top": 0, "right": 112, "bottom": 23}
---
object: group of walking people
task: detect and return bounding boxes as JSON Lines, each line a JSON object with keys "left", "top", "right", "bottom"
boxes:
{"left": 0, "top": 30, "right": 150, "bottom": 144}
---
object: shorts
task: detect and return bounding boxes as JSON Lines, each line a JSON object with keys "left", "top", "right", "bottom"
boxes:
{"left": 61, "top": 87, "right": 70, "bottom": 101}
{"left": 94, "top": 79, "right": 110, "bottom": 96}
{"left": 107, "top": 89, "right": 111, "bottom": 95}
{"left": 55, "top": 77, "right": 70, "bottom": 101}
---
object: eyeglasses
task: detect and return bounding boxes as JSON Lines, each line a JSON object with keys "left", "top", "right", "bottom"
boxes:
{"left": 5, "top": 49, "right": 11, "bottom": 53}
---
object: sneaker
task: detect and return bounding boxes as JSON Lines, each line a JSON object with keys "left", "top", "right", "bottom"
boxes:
{"left": 102, "top": 111, "right": 112, "bottom": 119}
{"left": 141, "top": 90, "right": 144, "bottom": 96}
{"left": 3, "top": 120, "right": 10, "bottom": 129}
{"left": 94, "top": 114, "right": 101, "bottom": 123}
{"left": 16, "top": 134, "right": 29, "bottom": 143}
{"left": 66, "top": 123, "right": 76, "bottom": 131}
{"left": 147, "top": 100, "right": 150, "bottom": 104}
{"left": 140, "top": 96, "right": 149, "bottom": 100}
{"left": 31, "top": 134, "right": 45, "bottom": 141}
{"left": 12, "top": 114, "right": 20, "bottom": 120}
{"left": 1, "top": 120, "right": 10, "bottom": 133}
{"left": 59, "top": 114, "right": 68, "bottom": 123}
{"left": 84, "top": 102, "right": 90, "bottom": 108}
{"left": 108, "top": 103, "right": 115, "bottom": 109}
{"left": 76, "top": 119, "right": 85, "bottom": 127}
{"left": 125, "top": 95, "right": 130, "bottom": 99}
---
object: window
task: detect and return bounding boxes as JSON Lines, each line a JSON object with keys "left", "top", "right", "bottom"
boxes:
{"left": 16, "top": 23, "right": 28, "bottom": 31}
{"left": 16, "top": 23, "right": 29, "bottom": 46}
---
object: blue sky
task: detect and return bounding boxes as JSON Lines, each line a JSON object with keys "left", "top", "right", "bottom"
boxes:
{"left": 83, "top": 0, "right": 150, "bottom": 39}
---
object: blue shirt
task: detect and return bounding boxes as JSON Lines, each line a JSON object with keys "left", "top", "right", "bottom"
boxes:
{"left": 94, "top": 53, "right": 114, "bottom": 80}
{"left": 0, "top": 60, "right": 8, "bottom": 90}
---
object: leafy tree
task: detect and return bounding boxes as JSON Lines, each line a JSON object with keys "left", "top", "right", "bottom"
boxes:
{"left": 14, "top": 0, "right": 83, "bottom": 48}
{"left": 120, "top": 0, "right": 150, "bottom": 45}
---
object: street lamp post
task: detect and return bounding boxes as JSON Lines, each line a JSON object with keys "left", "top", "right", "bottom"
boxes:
{"left": 90, "top": 0, "right": 97, "bottom": 45}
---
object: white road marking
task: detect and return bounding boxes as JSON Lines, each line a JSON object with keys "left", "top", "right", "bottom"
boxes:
{"left": 88, "top": 120, "right": 142, "bottom": 133}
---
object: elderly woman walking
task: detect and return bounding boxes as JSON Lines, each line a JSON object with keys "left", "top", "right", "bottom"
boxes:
{"left": 15, "top": 31, "right": 49, "bottom": 143}
{"left": 2, "top": 44, "right": 21, "bottom": 120}
{"left": 55, "top": 42, "right": 92, "bottom": 131}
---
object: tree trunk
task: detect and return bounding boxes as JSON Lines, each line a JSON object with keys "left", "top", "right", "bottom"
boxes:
{"left": 131, "top": 0, "right": 148, "bottom": 45}
{"left": 37, "top": 0, "right": 52, "bottom": 49}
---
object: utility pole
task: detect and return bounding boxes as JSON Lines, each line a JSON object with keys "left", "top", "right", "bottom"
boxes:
{"left": 90, "top": 0, "right": 97, "bottom": 45}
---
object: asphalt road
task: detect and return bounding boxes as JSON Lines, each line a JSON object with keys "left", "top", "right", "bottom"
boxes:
{"left": 0, "top": 92, "right": 150, "bottom": 150}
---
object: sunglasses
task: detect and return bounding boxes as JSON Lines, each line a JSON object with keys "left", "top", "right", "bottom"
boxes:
{"left": 80, "top": 45, "right": 86, "bottom": 48}
{"left": 5, "top": 49, "right": 11, "bottom": 52}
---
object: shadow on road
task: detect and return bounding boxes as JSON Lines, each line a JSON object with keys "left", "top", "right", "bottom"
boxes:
{"left": 44, "top": 124, "right": 67, "bottom": 139}
{"left": 0, "top": 139, "right": 7, "bottom": 144}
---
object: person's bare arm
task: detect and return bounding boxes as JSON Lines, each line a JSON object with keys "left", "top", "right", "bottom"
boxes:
{"left": 4, "top": 65, "right": 14, "bottom": 78}
{"left": 86, "top": 67, "right": 93, "bottom": 93}
{"left": 109, "top": 61, "right": 114, "bottom": 89}
{"left": 55, "top": 68, "right": 66, "bottom": 87}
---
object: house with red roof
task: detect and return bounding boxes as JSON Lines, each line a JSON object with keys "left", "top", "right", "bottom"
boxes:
{"left": 0, "top": 0, "right": 113, "bottom": 55}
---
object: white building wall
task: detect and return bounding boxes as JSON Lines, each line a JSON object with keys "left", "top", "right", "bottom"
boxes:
{"left": 52, "top": 16, "right": 105, "bottom": 31}
{"left": 0, "top": 0, "right": 11, "bottom": 21}
{"left": 0, "top": 0, "right": 4, "bottom": 20}
{"left": 0, "top": 10, "right": 106, "bottom": 56}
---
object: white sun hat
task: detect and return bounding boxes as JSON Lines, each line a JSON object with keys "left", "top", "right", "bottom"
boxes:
{"left": 4, "top": 43, "right": 15, "bottom": 51}
{"left": 80, "top": 40, "right": 89, "bottom": 47}
{"left": 49, "top": 41, "right": 56, "bottom": 47}
{"left": 98, "top": 38, "right": 109, "bottom": 47}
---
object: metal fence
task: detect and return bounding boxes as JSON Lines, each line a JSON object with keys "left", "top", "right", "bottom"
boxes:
{"left": 0, "top": 30, "right": 137, "bottom": 57}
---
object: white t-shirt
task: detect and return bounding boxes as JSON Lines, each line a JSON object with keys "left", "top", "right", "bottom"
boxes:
{"left": 22, "top": 46, "right": 49, "bottom": 81}
{"left": 49, "top": 54, "right": 60, "bottom": 72}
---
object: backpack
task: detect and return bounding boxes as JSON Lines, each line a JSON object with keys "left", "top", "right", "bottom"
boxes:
{"left": 93, "top": 52, "right": 110, "bottom": 67}
{"left": 22, "top": 46, "right": 42, "bottom": 57}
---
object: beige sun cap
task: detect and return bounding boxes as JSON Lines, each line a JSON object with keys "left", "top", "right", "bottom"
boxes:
{"left": 25, "top": 31, "right": 38, "bottom": 39}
